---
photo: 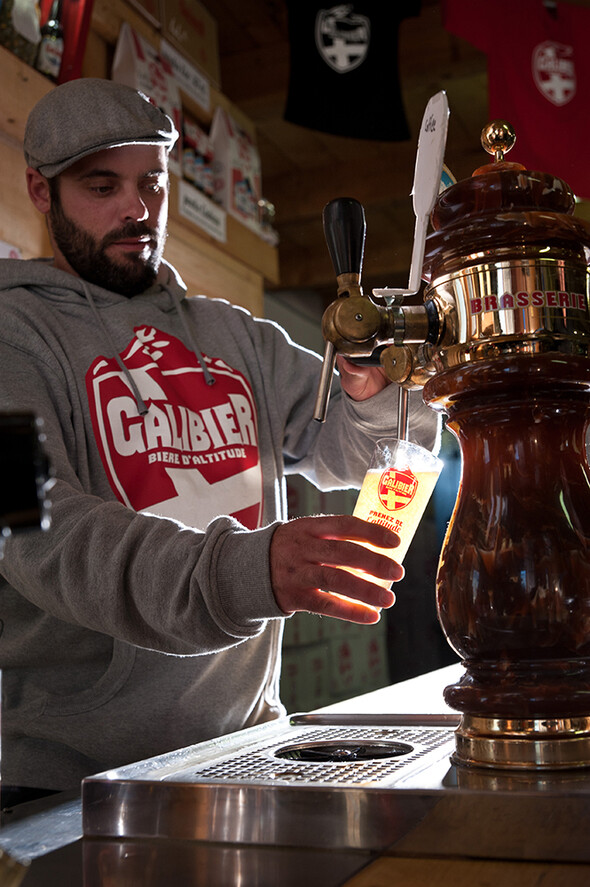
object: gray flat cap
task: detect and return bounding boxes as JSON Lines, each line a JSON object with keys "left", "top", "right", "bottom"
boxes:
{"left": 24, "top": 78, "right": 179, "bottom": 178}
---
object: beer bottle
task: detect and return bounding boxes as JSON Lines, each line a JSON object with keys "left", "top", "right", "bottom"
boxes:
{"left": 35, "top": 0, "right": 64, "bottom": 81}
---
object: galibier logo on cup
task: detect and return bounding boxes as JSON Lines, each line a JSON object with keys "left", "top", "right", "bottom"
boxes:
{"left": 377, "top": 468, "right": 418, "bottom": 512}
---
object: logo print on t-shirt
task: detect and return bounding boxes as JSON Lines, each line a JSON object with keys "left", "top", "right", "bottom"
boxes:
{"left": 532, "top": 41, "right": 576, "bottom": 106}
{"left": 315, "top": 5, "right": 370, "bottom": 73}
{"left": 86, "top": 327, "right": 263, "bottom": 530}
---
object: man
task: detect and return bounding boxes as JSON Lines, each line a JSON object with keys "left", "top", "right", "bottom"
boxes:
{"left": 0, "top": 79, "right": 440, "bottom": 797}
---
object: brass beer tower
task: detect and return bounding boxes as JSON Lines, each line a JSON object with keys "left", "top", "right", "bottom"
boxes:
{"left": 318, "top": 119, "right": 590, "bottom": 769}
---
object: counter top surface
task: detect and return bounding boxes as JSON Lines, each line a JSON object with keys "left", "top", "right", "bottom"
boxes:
{"left": 318, "top": 662, "right": 462, "bottom": 715}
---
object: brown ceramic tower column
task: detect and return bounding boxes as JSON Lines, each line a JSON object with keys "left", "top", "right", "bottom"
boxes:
{"left": 422, "top": 123, "right": 590, "bottom": 768}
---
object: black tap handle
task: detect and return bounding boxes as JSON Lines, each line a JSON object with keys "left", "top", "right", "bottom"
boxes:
{"left": 322, "top": 197, "right": 366, "bottom": 278}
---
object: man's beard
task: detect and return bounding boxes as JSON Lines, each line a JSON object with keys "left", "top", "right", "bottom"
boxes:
{"left": 49, "top": 197, "right": 167, "bottom": 297}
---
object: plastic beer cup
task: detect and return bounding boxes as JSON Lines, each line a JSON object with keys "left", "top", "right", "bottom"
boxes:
{"left": 351, "top": 437, "right": 443, "bottom": 588}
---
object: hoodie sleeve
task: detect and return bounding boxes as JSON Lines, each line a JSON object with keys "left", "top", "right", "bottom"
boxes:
{"left": 224, "top": 307, "right": 442, "bottom": 492}
{"left": 0, "top": 329, "right": 284, "bottom": 655}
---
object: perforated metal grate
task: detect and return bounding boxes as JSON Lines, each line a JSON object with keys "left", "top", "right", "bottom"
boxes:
{"left": 162, "top": 725, "right": 455, "bottom": 787}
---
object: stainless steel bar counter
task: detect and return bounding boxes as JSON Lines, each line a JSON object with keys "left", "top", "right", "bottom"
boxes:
{"left": 4, "top": 663, "right": 590, "bottom": 886}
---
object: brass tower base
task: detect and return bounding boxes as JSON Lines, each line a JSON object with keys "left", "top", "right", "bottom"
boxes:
{"left": 453, "top": 714, "right": 590, "bottom": 770}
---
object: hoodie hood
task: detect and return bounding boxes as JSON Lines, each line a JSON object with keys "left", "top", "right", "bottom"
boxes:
{"left": 0, "top": 256, "right": 186, "bottom": 307}
{"left": 0, "top": 257, "right": 215, "bottom": 407}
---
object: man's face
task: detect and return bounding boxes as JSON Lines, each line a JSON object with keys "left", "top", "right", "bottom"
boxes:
{"left": 47, "top": 145, "right": 169, "bottom": 296}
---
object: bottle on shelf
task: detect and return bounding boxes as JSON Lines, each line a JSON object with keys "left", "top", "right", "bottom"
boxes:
{"left": 35, "top": 0, "right": 64, "bottom": 81}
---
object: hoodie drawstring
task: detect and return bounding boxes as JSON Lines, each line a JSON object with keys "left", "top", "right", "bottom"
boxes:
{"left": 82, "top": 282, "right": 150, "bottom": 416}
{"left": 169, "top": 288, "right": 215, "bottom": 387}
{"left": 81, "top": 280, "right": 216, "bottom": 418}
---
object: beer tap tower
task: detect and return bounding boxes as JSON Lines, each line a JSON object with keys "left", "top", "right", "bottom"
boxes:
{"left": 317, "top": 106, "right": 590, "bottom": 769}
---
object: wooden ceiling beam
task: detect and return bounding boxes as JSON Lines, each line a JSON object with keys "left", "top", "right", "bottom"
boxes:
{"left": 262, "top": 138, "right": 486, "bottom": 226}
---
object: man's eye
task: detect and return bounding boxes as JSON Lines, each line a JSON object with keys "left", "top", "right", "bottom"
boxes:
{"left": 90, "top": 185, "right": 113, "bottom": 194}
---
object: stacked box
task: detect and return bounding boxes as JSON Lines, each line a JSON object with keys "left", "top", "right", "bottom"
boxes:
{"left": 282, "top": 611, "right": 326, "bottom": 648}
{"left": 281, "top": 471, "right": 390, "bottom": 711}
{"left": 326, "top": 620, "right": 389, "bottom": 703}
{"left": 280, "top": 643, "right": 330, "bottom": 714}
{"left": 286, "top": 475, "right": 358, "bottom": 520}
{"left": 281, "top": 616, "right": 389, "bottom": 711}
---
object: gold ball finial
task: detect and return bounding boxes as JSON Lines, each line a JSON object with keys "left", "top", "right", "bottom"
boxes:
{"left": 481, "top": 120, "right": 517, "bottom": 162}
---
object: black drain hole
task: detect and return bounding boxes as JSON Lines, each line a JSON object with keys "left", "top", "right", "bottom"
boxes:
{"left": 274, "top": 741, "right": 414, "bottom": 762}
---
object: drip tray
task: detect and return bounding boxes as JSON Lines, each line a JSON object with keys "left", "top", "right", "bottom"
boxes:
{"left": 81, "top": 713, "right": 590, "bottom": 858}
{"left": 167, "top": 722, "right": 453, "bottom": 788}
{"left": 82, "top": 714, "right": 457, "bottom": 850}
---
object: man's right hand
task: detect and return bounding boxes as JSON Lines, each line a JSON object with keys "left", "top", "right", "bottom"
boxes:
{"left": 270, "top": 515, "right": 403, "bottom": 624}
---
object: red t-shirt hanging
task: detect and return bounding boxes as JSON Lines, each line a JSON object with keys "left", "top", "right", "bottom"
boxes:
{"left": 443, "top": 0, "right": 590, "bottom": 199}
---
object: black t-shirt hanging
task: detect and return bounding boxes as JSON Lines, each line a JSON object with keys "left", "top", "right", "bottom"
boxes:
{"left": 284, "top": 1, "right": 421, "bottom": 141}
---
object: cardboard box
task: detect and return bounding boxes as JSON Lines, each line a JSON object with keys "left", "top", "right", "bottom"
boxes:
{"left": 327, "top": 636, "right": 364, "bottom": 700}
{"left": 286, "top": 474, "right": 358, "bottom": 520}
{"left": 112, "top": 22, "right": 183, "bottom": 178}
{"left": 280, "top": 647, "right": 306, "bottom": 714}
{"left": 356, "top": 628, "right": 389, "bottom": 691}
{"left": 280, "top": 643, "right": 330, "bottom": 713}
{"left": 210, "top": 106, "right": 262, "bottom": 234}
{"left": 160, "top": 0, "right": 220, "bottom": 87}
{"left": 281, "top": 619, "right": 389, "bottom": 711}
{"left": 327, "top": 622, "right": 389, "bottom": 701}
{"left": 283, "top": 611, "right": 326, "bottom": 648}
{"left": 182, "top": 113, "right": 214, "bottom": 198}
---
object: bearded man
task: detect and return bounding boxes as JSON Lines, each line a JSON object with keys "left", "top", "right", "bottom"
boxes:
{"left": 0, "top": 78, "right": 439, "bottom": 805}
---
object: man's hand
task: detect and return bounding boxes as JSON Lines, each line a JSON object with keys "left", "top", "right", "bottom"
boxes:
{"left": 336, "top": 355, "right": 390, "bottom": 401}
{"left": 270, "top": 515, "right": 403, "bottom": 624}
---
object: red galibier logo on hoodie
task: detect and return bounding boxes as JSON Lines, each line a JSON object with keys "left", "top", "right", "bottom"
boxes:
{"left": 86, "top": 326, "right": 263, "bottom": 530}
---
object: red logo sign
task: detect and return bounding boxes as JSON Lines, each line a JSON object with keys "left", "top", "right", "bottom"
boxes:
{"left": 377, "top": 468, "right": 417, "bottom": 511}
{"left": 86, "top": 327, "right": 263, "bottom": 530}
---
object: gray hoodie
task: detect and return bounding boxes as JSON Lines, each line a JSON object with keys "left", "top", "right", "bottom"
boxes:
{"left": 0, "top": 256, "right": 440, "bottom": 789}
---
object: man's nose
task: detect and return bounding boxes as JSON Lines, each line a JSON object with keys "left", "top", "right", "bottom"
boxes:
{"left": 121, "top": 187, "right": 149, "bottom": 221}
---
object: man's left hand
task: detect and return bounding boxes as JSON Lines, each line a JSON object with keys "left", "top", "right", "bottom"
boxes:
{"left": 336, "top": 356, "right": 390, "bottom": 401}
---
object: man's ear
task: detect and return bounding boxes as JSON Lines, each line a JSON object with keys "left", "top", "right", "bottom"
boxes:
{"left": 26, "top": 167, "right": 52, "bottom": 214}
